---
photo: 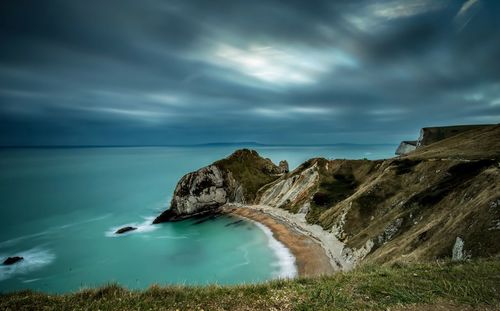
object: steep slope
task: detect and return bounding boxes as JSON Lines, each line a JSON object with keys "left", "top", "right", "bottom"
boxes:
{"left": 153, "top": 149, "right": 282, "bottom": 223}
{"left": 254, "top": 125, "right": 500, "bottom": 265}
{"left": 406, "top": 124, "right": 500, "bottom": 160}
{"left": 416, "top": 124, "right": 495, "bottom": 147}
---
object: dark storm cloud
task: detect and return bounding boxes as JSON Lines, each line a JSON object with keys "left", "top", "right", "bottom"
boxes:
{"left": 0, "top": 0, "right": 499, "bottom": 146}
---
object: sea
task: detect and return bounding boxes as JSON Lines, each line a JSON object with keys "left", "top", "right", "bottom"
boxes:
{"left": 0, "top": 144, "right": 395, "bottom": 293}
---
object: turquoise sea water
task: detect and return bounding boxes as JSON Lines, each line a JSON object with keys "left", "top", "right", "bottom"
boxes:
{"left": 0, "top": 145, "right": 395, "bottom": 293}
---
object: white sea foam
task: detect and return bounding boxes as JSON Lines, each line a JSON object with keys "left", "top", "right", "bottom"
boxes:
{"left": 252, "top": 221, "right": 297, "bottom": 279}
{"left": 105, "top": 216, "right": 159, "bottom": 237}
{"left": 0, "top": 248, "right": 55, "bottom": 281}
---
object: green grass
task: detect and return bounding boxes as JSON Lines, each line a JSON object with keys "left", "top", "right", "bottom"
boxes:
{"left": 2, "top": 260, "right": 500, "bottom": 310}
{"left": 305, "top": 162, "right": 357, "bottom": 227}
{"left": 215, "top": 149, "right": 280, "bottom": 202}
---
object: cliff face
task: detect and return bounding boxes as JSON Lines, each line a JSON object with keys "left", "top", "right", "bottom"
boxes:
{"left": 153, "top": 149, "right": 282, "bottom": 223}
{"left": 396, "top": 124, "right": 495, "bottom": 155}
{"left": 416, "top": 124, "right": 493, "bottom": 147}
{"left": 395, "top": 141, "right": 417, "bottom": 155}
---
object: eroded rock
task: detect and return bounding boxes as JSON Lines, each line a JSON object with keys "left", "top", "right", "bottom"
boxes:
{"left": 279, "top": 160, "right": 289, "bottom": 173}
{"left": 452, "top": 236, "right": 467, "bottom": 261}
{"left": 153, "top": 149, "right": 281, "bottom": 223}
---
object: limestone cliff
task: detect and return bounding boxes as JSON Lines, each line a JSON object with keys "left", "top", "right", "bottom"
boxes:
{"left": 153, "top": 149, "right": 282, "bottom": 223}
{"left": 396, "top": 124, "right": 495, "bottom": 155}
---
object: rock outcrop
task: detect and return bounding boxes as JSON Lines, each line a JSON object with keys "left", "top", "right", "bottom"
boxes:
{"left": 3, "top": 256, "right": 23, "bottom": 265}
{"left": 257, "top": 160, "right": 319, "bottom": 209}
{"left": 153, "top": 149, "right": 283, "bottom": 223}
{"left": 115, "top": 226, "right": 137, "bottom": 234}
{"left": 452, "top": 236, "right": 467, "bottom": 261}
{"left": 395, "top": 140, "right": 417, "bottom": 155}
{"left": 279, "top": 160, "right": 289, "bottom": 173}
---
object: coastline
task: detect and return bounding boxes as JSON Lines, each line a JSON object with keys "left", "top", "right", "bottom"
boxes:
{"left": 222, "top": 205, "right": 336, "bottom": 277}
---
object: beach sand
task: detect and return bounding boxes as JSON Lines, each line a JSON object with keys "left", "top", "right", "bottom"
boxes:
{"left": 222, "top": 206, "right": 335, "bottom": 277}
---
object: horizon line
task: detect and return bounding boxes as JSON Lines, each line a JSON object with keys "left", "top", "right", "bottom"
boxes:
{"left": 0, "top": 142, "right": 398, "bottom": 149}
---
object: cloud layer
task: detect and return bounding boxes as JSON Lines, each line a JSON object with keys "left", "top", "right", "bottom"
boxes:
{"left": 0, "top": 0, "right": 499, "bottom": 145}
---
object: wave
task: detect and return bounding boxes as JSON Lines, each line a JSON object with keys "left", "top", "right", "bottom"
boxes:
{"left": 105, "top": 216, "right": 159, "bottom": 237}
{"left": 0, "top": 247, "right": 55, "bottom": 282}
{"left": 252, "top": 222, "right": 297, "bottom": 279}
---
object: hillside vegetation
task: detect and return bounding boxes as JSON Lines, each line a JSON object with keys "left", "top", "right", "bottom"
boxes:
{"left": 2, "top": 260, "right": 499, "bottom": 310}
{"left": 215, "top": 149, "right": 281, "bottom": 202}
{"left": 255, "top": 125, "right": 500, "bottom": 265}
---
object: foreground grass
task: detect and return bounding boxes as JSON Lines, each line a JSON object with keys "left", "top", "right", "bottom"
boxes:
{"left": 1, "top": 260, "right": 500, "bottom": 310}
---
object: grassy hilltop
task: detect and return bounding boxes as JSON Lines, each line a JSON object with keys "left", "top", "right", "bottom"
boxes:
{"left": 2, "top": 260, "right": 499, "bottom": 310}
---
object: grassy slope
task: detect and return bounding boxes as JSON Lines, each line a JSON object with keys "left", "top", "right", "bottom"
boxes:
{"left": 260, "top": 125, "right": 500, "bottom": 263}
{"left": 320, "top": 126, "right": 500, "bottom": 263}
{"left": 2, "top": 260, "right": 499, "bottom": 310}
{"left": 215, "top": 149, "right": 280, "bottom": 202}
{"left": 407, "top": 124, "right": 500, "bottom": 160}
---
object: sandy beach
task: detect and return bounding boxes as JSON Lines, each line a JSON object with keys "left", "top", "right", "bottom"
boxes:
{"left": 222, "top": 205, "right": 337, "bottom": 277}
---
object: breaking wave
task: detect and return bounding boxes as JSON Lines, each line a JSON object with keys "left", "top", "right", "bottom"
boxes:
{"left": 0, "top": 247, "right": 55, "bottom": 281}
{"left": 105, "top": 216, "right": 158, "bottom": 237}
{"left": 252, "top": 222, "right": 297, "bottom": 279}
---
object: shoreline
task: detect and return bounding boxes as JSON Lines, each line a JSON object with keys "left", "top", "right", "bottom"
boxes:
{"left": 222, "top": 205, "right": 336, "bottom": 277}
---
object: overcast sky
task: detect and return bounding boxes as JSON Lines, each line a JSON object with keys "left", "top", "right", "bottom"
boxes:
{"left": 0, "top": 0, "right": 499, "bottom": 146}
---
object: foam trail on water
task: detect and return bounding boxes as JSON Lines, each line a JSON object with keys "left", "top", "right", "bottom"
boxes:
{"left": 105, "top": 216, "right": 159, "bottom": 237}
{"left": 22, "top": 278, "right": 42, "bottom": 283}
{"left": 0, "top": 214, "right": 112, "bottom": 248}
{"left": 0, "top": 248, "right": 55, "bottom": 281}
{"left": 57, "top": 213, "right": 112, "bottom": 229}
{"left": 0, "top": 231, "right": 50, "bottom": 248}
{"left": 252, "top": 221, "right": 297, "bottom": 279}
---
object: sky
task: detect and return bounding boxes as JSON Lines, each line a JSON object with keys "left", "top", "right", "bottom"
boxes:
{"left": 0, "top": 0, "right": 499, "bottom": 146}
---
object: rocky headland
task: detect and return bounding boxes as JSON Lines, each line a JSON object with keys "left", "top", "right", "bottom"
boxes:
{"left": 154, "top": 124, "right": 500, "bottom": 274}
{"left": 153, "top": 149, "right": 282, "bottom": 223}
